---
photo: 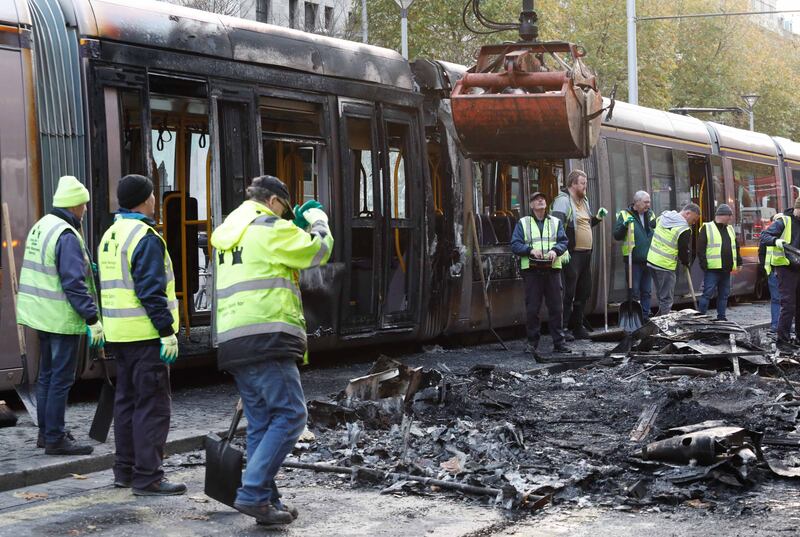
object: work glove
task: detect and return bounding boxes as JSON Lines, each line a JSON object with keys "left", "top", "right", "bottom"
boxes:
{"left": 86, "top": 321, "right": 105, "bottom": 348}
{"left": 159, "top": 334, "right": 179, "bottom": 365}
{"left": 596, "top": 207, "right": 608, "bottom": 219}
{"left": 560, "top": 250, "right": 571, "bottom": 265}
{"left": 624, "top": 215, "right": 635, "bottom": 225}
{"left": 776, "top": 239, "right": 786, "bottom": 249}
{"left": 292, "top": 200, "right": 324, "bottom": 229}
{"left": 303, "top": 207, "right": 329, "bottom": 226}
{"left": 90, "top": 262, "right": 98, "bottom": 277}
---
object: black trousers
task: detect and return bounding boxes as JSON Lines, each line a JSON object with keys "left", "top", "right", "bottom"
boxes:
{"left": 563, "top": 250, "right": 593, "bottom": 330}
{"left": 112, "top": 342, "right": 172, "bottom": 489}
{"left": 776, "top": 267, "right": 800, "bottom": 341}
{"left": 522, "top": 268, "right": 564, "bottom": 345}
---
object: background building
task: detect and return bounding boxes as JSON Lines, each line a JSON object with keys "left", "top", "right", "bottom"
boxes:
{"left": 165, "top": 0, "right": 353, "bottom": 36}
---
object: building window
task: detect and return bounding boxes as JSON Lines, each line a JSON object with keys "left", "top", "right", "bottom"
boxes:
{"left": 324, "top": 6, "right": 333, "bottom": 31}
{"left": 304, "top": 2, "right": 318, "bottom": 32}
{"left": 256, "top": 0, "right": 270, "bottom": 23}
{"left": 289, "top": 0, "right": 298, "bottom": 28}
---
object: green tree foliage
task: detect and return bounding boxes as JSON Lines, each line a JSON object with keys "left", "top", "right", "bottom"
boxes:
{"left": 354, "top": 0, "right": 800, "bottom": 139}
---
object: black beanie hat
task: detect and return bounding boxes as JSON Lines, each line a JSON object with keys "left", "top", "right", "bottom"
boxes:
{"left": 118, "top": 174, "right": 154, "bottom": 210}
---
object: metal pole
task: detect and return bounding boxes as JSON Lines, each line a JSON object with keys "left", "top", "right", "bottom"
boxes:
{"left": 626, "top": 0, "right": 638, "bottom": 105}
{"left": 400, "top": 7, "right": 408, "bottom": 59}
{"left": 749, "top": 108, "right": 754, "bottom": 131}
{"left": 361, "top": 0, "right": 368, "bottom": 43}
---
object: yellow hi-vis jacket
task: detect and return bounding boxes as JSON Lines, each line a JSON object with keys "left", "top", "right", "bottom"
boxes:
{"left": 211, "top": 200, "right": 333, "bottom": 356}
{"left": 770, "top": 215, "right": 792, "bottom": 269}
{"left": 16, "top": 214, "right": 94, "bottom": 334}
{"left": 647, "top": 217, "right": 690, "bottom": 271}
{"left": 98, "top": 217, "right": 179, "bottom": 342}
{"left": 702, "top": 222, "right": 738, "bottom": 270}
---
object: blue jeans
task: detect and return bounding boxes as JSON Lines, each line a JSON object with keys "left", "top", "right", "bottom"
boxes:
{"left": 625, "top": 260, "right": 653, "bottom": 320}
{"left": 35, "top": 332, "right": 81, "bottom": 445}
{"left": 231, "top": 358, "right": 307, "bottom": 507}
{"left": 769, "top": 271, "right": 780, "bottom": 330}
{"left": 698, "top": 270, "right": 731, "bottom": 319}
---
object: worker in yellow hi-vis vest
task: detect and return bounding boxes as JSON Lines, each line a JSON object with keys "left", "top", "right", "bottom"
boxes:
{"left": 98, "top": 174, "right": 184, "bottom": 497}
{"left": 697, "top": 204, "right": 742, "bottom": 321}
{"left": 761, "top": 196, "right": 800, "bottom": 351}
{"left": 17, "top": 175, "right": 103, "bottom": 456}
{"left": 211, "top": 175, "right": 333, "bottom": 526}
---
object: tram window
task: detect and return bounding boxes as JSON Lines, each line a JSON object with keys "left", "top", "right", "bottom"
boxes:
{"left": 712, "top": 158, "right": 725, "bottom": 210}
{"left": 105, "top": 89, "right": 146, "bottom": 213}
{"left": 648, "top": 146, "right": 679, "bottom": 216}
{"left": 386, "top": 122, "right": 409, "bottom": 219}
{"left": 732, "top": 159, "right": 778, "bottom": 247}
{"left": 347, "top": 117, "right": 376, "bottom": 218}
{"left": 261, "top": 98, "right": 324, "bottom": 207}
{"left": 792, "top": 169, "right": 800, "bottom": 205}
{"left": 526, "top": 160, "right": 562, "bottom": 210}
{"left": 608, "top": 140, "right": 645, "bottom": 214}
{"left": 152, "top": 128, "right": 176, "bottom": 200}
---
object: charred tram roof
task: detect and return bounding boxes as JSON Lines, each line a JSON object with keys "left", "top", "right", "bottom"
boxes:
{"left": 50, "top": 0, "right": 414, "bottom": 91}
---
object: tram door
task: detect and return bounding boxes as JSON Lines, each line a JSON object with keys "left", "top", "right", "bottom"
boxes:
{"left": 340, "top": 103, "right": 420, "bottom": 333}
{"left": 209, "top": 86, "right": 258, "bottom": 342}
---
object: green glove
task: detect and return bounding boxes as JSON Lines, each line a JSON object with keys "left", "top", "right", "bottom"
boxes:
{"left": 86, "top": 321, "right": 105, "bottom": 348}
{"left": 159, "top": 334, "right": 179, "bottom": 365}
{"left": 292, "top": 200, "right": 324, "bottom": 229}
{"left": 91, "top": 262, "right": 98, "bottom": 277}
{"left": 597, "top": 207, "right": 608, "bottom": 219}
{"left": 624, "top": 215, "right": 635, "bottom": 225}
{"left": 776, "top": 239, "right": 786, "bottom": 249}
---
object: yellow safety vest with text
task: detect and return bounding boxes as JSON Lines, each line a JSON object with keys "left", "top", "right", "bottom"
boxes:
{"left": 16, "top": 214, "right": 94, "bottom": 334}
{"left": 703, "top": 222, "right": 737, "bottom": 270}
{"left": 519, "top": 215, "right": 564, "bottom": 270}
{"left": 646, "top": 217, "right": 690, "bottom": 271}
{"left": 98, "top": 217, "right": 179, "bottom": 342}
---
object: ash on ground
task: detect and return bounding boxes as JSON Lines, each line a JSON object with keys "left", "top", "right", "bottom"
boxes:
{"left": 293, "top": 328, "right": 800, "bottom": 512}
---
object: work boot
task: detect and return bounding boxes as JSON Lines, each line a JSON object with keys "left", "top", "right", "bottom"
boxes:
{"left": 132, "top": 479, "right": 187, "bottom": 496}
{"left": 553, "top": 342, "right": 572, "bottom": 354}
{"left": 562, "top": 331, "right": 575, "bottom": 342}
{"left": 113, "top": 479, "right": 131, "bottom": 488}
{"left": 44, "top": 436, "right": 93, "bottom": 456}
{"left": 37, "top": 429, "right": 74, "bottom": 449}
{"left": 236, "top": 502, "right": 294, "bottom": 525}
{"left": 274, "top": 500, "right": 299, "bottom": 520}
{"left": 572, "top": 327, "right": 591, "bottom": 340}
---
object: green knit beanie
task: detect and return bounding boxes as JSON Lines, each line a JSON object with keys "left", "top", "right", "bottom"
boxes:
{"left": 52, "top": 176, "right": 90, "bottom": 208}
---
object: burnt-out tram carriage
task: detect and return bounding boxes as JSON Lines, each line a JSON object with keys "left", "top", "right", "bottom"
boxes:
{"left": 2, "top": 0, "right": 800, "bottom": 391}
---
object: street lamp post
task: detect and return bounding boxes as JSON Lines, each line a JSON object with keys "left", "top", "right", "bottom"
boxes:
{"left": 393, "top": 0, "right": 415, "bottom": 59}
{"left": 741, "top": 94, "right": 760, "bottom": 131}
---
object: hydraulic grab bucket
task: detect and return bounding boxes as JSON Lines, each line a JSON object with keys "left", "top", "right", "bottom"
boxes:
{"left": 451, "top": 42, "right": 602, "bottom": 161}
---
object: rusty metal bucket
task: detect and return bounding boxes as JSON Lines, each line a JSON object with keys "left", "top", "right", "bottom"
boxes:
{"left": 451, "top": 42, "right": 602, "bottom": 161}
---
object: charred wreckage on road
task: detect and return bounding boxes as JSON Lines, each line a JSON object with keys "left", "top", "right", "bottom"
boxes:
{"left": 272, "top": 311, "right": 800, "bottom": 514}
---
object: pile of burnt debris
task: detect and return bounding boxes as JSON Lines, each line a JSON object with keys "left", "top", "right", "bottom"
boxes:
{"left": 288, "top": 310, "right": 800, "bottom": 511}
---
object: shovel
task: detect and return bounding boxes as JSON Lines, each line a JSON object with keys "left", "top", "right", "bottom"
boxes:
{"left": 204, "top": 399, "right": 244, "bottom": 507}
{"left": 89, "top": 349, "right": 114, "bottom": 443}
{"left": 685, "top": 265, "right": 698, "bottom": 310}
{"left": 618, "top": 224, "right": 643, "bottom": 333}
{"left": 2, "top": 203, "right": 37, "bottom": 425}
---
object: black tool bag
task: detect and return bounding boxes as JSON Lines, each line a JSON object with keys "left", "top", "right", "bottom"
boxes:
{"left": 784, "top": 243, "right": 800, "bottom": 270}
{"left": 204, "top": 399, "right": 243, "bottom": 507}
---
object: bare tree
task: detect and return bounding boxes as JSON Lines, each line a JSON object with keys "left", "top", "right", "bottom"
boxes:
{"left": 173, "top": 0, "right": 254, "bottom": 18}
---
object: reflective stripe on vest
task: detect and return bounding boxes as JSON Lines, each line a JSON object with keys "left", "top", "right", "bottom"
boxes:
{"left": 16, "top": 214, "right": 93, "bottom": 334}
{"left": 703, "top": 223, "right": 737, "bottom": 270}
{"left": 213, "top": 203, "right": 334, "bottom": 354}
{"left": 765, "top": 246, "right": 775, "bottom": 275}
{"left": 771, "top": 215, "right": 792, "bottom": 268}
{"left": 519, "top": 215, "right": 562, "bottom": 270}
{"left": 98, "top": 218, "right": 179, "bottom": 342}
{"left": 646, "top": 217, "right": 690, "bottom": 271}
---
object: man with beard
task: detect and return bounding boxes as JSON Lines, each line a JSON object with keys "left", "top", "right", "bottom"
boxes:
{"left": 551, "top": 169, "right": 607, "bottom": 340}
